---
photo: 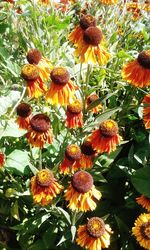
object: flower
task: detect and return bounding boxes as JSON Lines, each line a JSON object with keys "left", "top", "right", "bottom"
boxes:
{"left": 132, "top": 213, "right": 150, "bottom": 249}
{"left": 74, "top": 26, "right": 110, "bottom": 64}
{"left": 76, "top": 217, "right": 113, "bottom": 250}
{"left": 66, "top": 100, "right": 83, "bottom": 128}
{"left": 126, "top": 1, "right": 141, "bottom": 20}
{"left": 78, "top": 141, "right": 96, "bottom": 169}
{"left": 143, "top": 0, "right": 150, "bottom": 12}
{"left": 68, "top": 14, "right": 96, "bottom": 46}
{"left": 88, "top": 119, "right": 122, "bottom": 154}
{"left": 16, "top": 103, "right": 32, "bottom": 130}
{"left": 26, "top": 114, "right": 53, "bottom": 148}
{"left": 136, "top": 195, "right": 150, "bottom": 212}
{"left": 37, "top": 0, "right": 51, "bottom": 4}
{"left": 99, "top": 0, "right": 118, "bottom": 4}
{"left": 86, "top": 94, "right": 103, "bottom": 114}
{"left": 142, "top": 94, "right": 150, "bottom": 129}
{"left": 0, "top": 153, "right": 5, "bottom": 168}
{"left": 26, "top": 49, "right": 52, "bottom": 82}
{"left": 59, "top": 144, "right": 81, "bottom": 175}
{"left": 21, "top": 64, "right": 47, "bottom": 98}
{"left": 31, "top": 169, "right": 63, "bottom": 206}
{"left": 46, "top": 67, "right": 77, "bottom": 106}
{"left": 122, "top": 50, "right": 150, "bottom": 88}
{"left": 64, "top": 170, "right": 102, "bottom": 211}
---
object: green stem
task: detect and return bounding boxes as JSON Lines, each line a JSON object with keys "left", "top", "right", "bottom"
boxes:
{"left": 38, "top": 148, "right": 42, "bottom": 170}
{"left": 83, "top": 64, "right": 91, "bottom": 115}
{"left": 9, "top": 87, "right": 26, "bottom": 118}
{"left": 72, "top": 211, "right": 77, "bottom": 226}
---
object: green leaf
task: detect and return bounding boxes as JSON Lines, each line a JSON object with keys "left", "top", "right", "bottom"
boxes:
{"left": 131, "top": 167, "right": 150, "bottom": 198}
{"left": 56, "top": 207, "right": 71, "bottom": 224}
{"left": 0, "top": 119, "right": 26, "bottom": 138}
{"left": 6, "top": 150, "right": 30, "bottom": 174}
{"left": 11, "top": 201, "right": 20, "bottom": 221}
{"left": 71, "top": 225, "right": 76, "bottom": 242}
{"left": 0, "top": 90, "right": 21, "bottom": 116}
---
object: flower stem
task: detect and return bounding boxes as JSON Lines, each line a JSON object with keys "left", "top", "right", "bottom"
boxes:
{"left": 38, "top": 148, "right": 42, "bottom": 170}
{"left": 9, "top": 87, "right": 26, "bottom": 118}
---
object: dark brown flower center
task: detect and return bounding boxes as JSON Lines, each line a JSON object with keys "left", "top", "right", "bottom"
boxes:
{"left": 99, "top": 120, "right": 118, "bottom": 137}
{"left": 83, "top": 27, "right": 103, "bottom": 46}
{"left": 81, "top": 141, "right": 95, "bottom": 156}
{"left": 21, "top": 64, "right": 39, "bottom": 81}
{"left": 87, "top": 94, "right": 99, "bottom": 105}
{"left": 16, "top": 103, "right": 32, "bottom": 118}
{"left": 140, "top": 222, "right": 150, "bottom": 240}
{"left": 27, "top": 49, "right": 42, "bottom": 65}
{"left": 80, "top": 14, "right": 96, "bottom": 30}
{"left": 65, "top": 144, "right": 81, "bottom": 161}
{"left": 36, "top": 169, "right": 54, "bottom": 187}
{"left": 87, "top": 217, "right": 105, "bottom": 238}
{"left": 30, "top": 114, "right": 50, "bottom": 133}
{"left": 50, "top": 67, "right": 70, "bottom": 85}
{"left": 137, "top": 50, "right": 150, "bottom": 69}
{"left": 67, "top": 100, "right": 82, "bottom": 114}
{"left": 71, "top": 170, "right": 93, "bottom": 193}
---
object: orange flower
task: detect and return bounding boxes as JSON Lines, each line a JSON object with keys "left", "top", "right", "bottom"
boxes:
{"left": 136, "top": 195, "right": 150, "bottom": 212}
{"left": 142, "top": 94, "right": 150, "bottom": 129}
{"left": 76, "top": 217, "right": 113, "bottom": 250}
{"left": 46, "top": 67, "right": 77, "bottom": 106}
{"left": 86, "top": 94, "right": 102, "bottom": 114}
{"left": 26, "top": 114, "right": 53, "bottom": 148}
{"left": 78, "top": 141, "right": 96, "bottom": 169}
{"left": 66, "top": 100, "right": 83, "bottom": 128}
{"left": 16, "top": 103, "right": 32, "bottom": 130}
{"left": 68, "top": 14, "right": 96, "bottom": 46}
{"left": 99, "top": 0, "right": 118, "bottom": 4}
{"left": 88, "top": 120, "right": 122, "bottom": 154}
{"left": 37, "top": 0, "right": 51, "bottom": 4}
{"left": 26, "top": 49, "right": 52, "bottom": 82}
{"left": 132, "top": 213, "right": 150, "bottom": 249}
{"left": 126, "top": 1, "right": 141, "bottom": 20}
{"left": 21, "top": 64, "right": 47, "bottom": 98}
{"left": 143, "top": 0, "right": 150, "bottom": 11}
{"left": 59, "top": 144, "right": 81, "bottom": 175}
{"left": 64, "top": 170, "right": 102, "bottom": 212}
{"left": 0, "top": 153, "right": 5, "bottom": 168}
{"left": 74, "top": 26, "right": 110, "bottom": 65}
{"left": 31, "top": 169, "right": 63, "bottom": 206}
{"left": 122, "top": 50, "right": 150, "bottom": 88}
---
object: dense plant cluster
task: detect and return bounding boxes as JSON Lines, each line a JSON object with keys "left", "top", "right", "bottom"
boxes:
{"left": 0, "top": 0, "right": 150, "bottom": 249}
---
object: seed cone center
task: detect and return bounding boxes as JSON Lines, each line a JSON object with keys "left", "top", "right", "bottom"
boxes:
{"left": 65, "top": 144, "right": 81, "bottom": 161}
{"left": 36, "top": 169, "right": 54, "bottom": 187}
{"left": 21, "top": 64, "right": 39, "bottom": 81}
{"left": 16, "top": 103, "right": 32, "bottom": 117}
{"left": 30, "top": 114, "right": 50, "bottom": 133}
{"left": 80, "top": 14, "right": 96, "bottom": 30}
{"left": 138, "top": 50, "right": 150, "bottom": 69}
{"left": 87, "top": 217, "right": 105, "bottom": 238}
{"left": 81, "top": 141, "right": 95, "bottom": 156}
{"left": 67, "top": 100, "right": 82, "bottom": 114}
{"left": 87, "top": 94, "right": 99, "bottom": 105}
{"left": 51, "top": 67, "right": 70, "bottom": 85}
{"left": 99, "top": 120, "right": 118, "bottom": 137}
{"left": 71, "top": 170, "right": 93, "bottom": 193}
{"left": 83, "top": 27, "right": 103, "bottom": 46}
{"left": 27, "top": 49, "right": 42, "bottom": 65}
